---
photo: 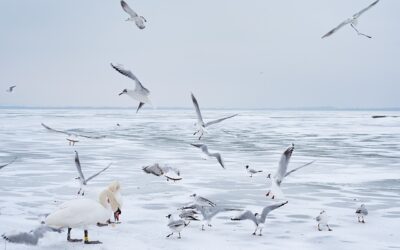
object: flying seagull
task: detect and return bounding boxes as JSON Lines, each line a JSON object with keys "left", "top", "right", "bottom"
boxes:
{"left": 231, "top": 201, "right": 288, "bottom": 236}
{"left": 191, "top": 143, "right": 225, "bottom": 169}
{"left": 322, "top": 0, "right": 380, "bottom": 39}
{"left": 245, "top": 165, "right": 263, "bottom": 177}
{"left": 6, "top": 85, "right": 16, "bottom": 93}
{"left": 41, "top": 123, "right": 105, "bottom": 146}
{"left": 3, "top": 226, "right": 62, "bottom": 246}
{"left": 165, "top": 214, "right": 190, "bottom": 239}
{"left": 110, "top": 63, "right": 152, "bottom": 113}
{"left": 191, "top": 93, "right": 238, "bottom": 140}
{"left": 142, "top": 163, "right": 182, "bottom": 182}
{"left": 190, "top": 193, "right": 216, "bottom": 207}
{"left": 74, "top": 151, "right": 112, "bottom": 195}
{"left": 120, "top": 0, "right": 147, "bottom": 29}
{"left": 0, "top": 157, "right": 17, "bottom": 170}
{"left": 266, "top": 144, "right": 315, "bottom": 199}
{"left": 355, "top": 204, "right": 368, "bottom": 223}
{"left": 181, "top": 204, "right": 241, "bottom": 231}
{"left": 316, "top": 210, "right": 333, "bottom": 231}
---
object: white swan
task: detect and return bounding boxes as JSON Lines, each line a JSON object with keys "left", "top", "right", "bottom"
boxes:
{"left": 45, "top": 181, "right": 122, "bottom": 244}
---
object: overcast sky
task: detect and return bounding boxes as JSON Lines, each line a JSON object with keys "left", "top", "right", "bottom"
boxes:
{"left": 0, "top": 0, "right": 399, "bottom": 109}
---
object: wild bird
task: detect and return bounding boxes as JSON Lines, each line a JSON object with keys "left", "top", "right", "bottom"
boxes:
{"left": 74, "top": 151, "right": 112, "bottom": 195}
{"left": 322, "top": 0, "right": 380, "bottom": 39}
{"left": 110, "top": 63, "right": 152, "bottom": 113}
{"left": 166, "top": 214, "right": 190, "bottom": 239}
{"left": 0, "top": 157, "right": 17, "bottom": 170}
{"left": 120, "top": 0, "right": 147, "bottom": 29}
{"left": 190, "top": 193, "right": 216, "bottom": 207}
{"left": 3, "top": 226, "right": 62, "bottom": 246}
{"left": 45, "top": 181, "right": 122, "bottom": 244}
{"left": 266, "top": 144, "right": 315, "bottom": 199}
{"left": 316, "top": 210, "right": 332, "bottom": 231}
{"left": 356, "top": 204, "right": 368, "bottom": 223}
{"left": 6, "top": 85, "right": 16, "bottom": 93}
{"left": 191, "top": 93, "right": 238, "bottom": 140}
{"left": 142, "top": 163, "right": 182, "bottom": 182}
{"left": 231, "top": 201, "right": 288, "bottom": 236}
{"left": 41, "top": 123, "right": 105, "bottom": 146}
{"left": 245, "top": 165, "right": 263, "bottom": 177}
{"left": 181, "top": 204, "right": 241, "bottom": 231}
{"left": 190, "top": 143, "right": 225, "bottom": 169}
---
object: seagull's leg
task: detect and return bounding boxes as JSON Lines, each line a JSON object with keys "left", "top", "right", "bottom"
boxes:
{"left": 357, "top": 216, "right": 360, "bottom": 223}
{"left": 318, "top": 224, "right": 322, "bottom": 231}
{"left": 327, "top": 225, "right": 332, "bottom": 231}
{"left": 271, "top": 195, "right": 275, "bottom": 199}
{"left": 350, "top": 24, "right": 372, "bottom": 38}
{"left": 178, "top": 232, "right": 181, "bottom": 239}
{"left": 83, "top": 230, "right": 102, "bottom": 244}
{"left": 201, "top": 224, "right": 205, "bottom": 231}
{"left": 266, "top": 191, "right": 270, "bottom": 197}
{"left": 67, "top": 228, "right": 82, "bottom": 242}
{"left": 362, "top": 216, "right": 365, "bottom": 223}
{"left": 166, "top": 232, "right": 173, "bottom": 238}
{"left": 258, "top": 228, "right": 263, "bottom": 236}
{"left": 193, "top": 130, "right": 198, "bottom": 136}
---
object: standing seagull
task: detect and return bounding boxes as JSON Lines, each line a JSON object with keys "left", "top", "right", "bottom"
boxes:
{"left": 165, "top": 214, "right": 190, "bottom": 239}
{"left": 190, "top": 143, "right": 225, "bottom": 169}
{"left": 120, "top": 0, "right": 147, "bottom": 29}
{"left": 6, "top": 85, "right": 16, "bottom": 93}
{"left": 190, "top": 193, "right": 216, "bottom": 207}
{"left": 191, "top": 93, "right": 238, "bottom": 140}
{"left": 0, "top": 157, "right": 17, "bottom": 170}
{"left": 111, "top": 63, "right": 152, "bottom": 113}
{"left": 74, "top": 151, "right": 112, "bottom": 195}
{"left": 231, "top": 201, "right": 288, "bottom": 236}
{"left": 355, "top": 204, "right": 368, "bottom": 223}
{"left": 322, "top": 0, "right": 380, "bottom": 39}
{"left": 316, "top": 210, "right": 333, "bottom": 231}
{"left": 266, "top": 144, "right": 315, "bottom": 199}
{"left": 245, "top": 165, "right": 263, "bottom": 177}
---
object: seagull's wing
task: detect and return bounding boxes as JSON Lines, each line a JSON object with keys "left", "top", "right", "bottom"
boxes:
{"left": 353, "top": 0, "right": 380, "bottom": 19}
{"left": 285, "top": 160, "right": 316, "bottom": 177}
{"left": 120, "top": 0, "right": 138, "bottom": 18}
{"left": 74, "top": 151, "right": 86, "bottom": 185}
{"left": 211, "top": 153, "right": 225, "bottom": 169}
{"left": 231, "top": 210, "right": 257, "bottom": 225}
{"left": 110, "top": 63, "right": 150, "bottom": 95}
{"left": 162, "top": 166, "right": 180, "bottom": 176}
{"left": 321, "top": 19, "right": 351, "bottom": 39}
{"left": 191, "top": 93, "right": 204, "bottom": 125}
{"left": 41, "top": 123, "right": 71, "bottom": 136}
{"left": 10, "top": 85, "right": 16, "bottom": 90}
{"left": 205, "top": 114, "right": 238, "bottom": 127}
{"left": 260, "top": 201, "right": 288, "bottom": 223}
{"left": 168, "top": 219, "right": 185, "bottom": 228}
{"left": 142, "top": 164, "right": 164, "bottom": 176}
{"left": 86, "top": 163, "right": 112, "bottom": 183}
{"left": 2, "top": 226, "right": 62, "bottom": 246}
{"left": 74, "top": 133, "right": 105, "bottom": 139}
{"left": 198, "top": 196, "right": 216, "bottom": 207}
{"left": 190, "top": 143, "right": 204, "bottom": 149}
{"left": 274, "top": 145, "right": 294, "bottom": 185}
{"left": 0, "top": 157, "right": 17, "bottom": 170}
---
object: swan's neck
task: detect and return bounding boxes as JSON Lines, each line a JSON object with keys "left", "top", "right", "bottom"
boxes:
{"left": 98, "top": 189, "right": 119, "bottom": 212}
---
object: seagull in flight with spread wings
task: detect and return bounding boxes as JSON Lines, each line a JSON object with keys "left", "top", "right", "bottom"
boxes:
{"left": 120, "top": 0, "right": 147, "bottom": 29}
{"left": 322, "top": 0, "right": 380, "bottom": 39}
{"left": 191, "top": 93, "right": 238, "bottom": 140}
{"left": 111, "top": 63, "right": 152, "bottom": 113}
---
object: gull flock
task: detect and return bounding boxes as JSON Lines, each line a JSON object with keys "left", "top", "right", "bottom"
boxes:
{"left": 1, "top": 0, "right": 382, "bottom": 247}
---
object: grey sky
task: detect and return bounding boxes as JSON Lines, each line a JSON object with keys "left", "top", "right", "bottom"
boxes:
{"left": 0, "top": 0, "right": 399, "bottom": 109}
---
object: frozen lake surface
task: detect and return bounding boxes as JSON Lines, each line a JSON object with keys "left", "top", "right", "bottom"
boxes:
{"left": 0, "top": 109, "right": 399, "bottom": 250}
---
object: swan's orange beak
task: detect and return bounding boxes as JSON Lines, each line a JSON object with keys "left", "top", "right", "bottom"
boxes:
{"left": 114, "top": 208, "right": 121, "bottom": 221}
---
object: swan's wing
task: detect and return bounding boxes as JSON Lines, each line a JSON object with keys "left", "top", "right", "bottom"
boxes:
{"left": 142, "top": 164, "right": 164, "bottom": 176}
{"left": 74, "top": 151, "right": 86, "bottom": 185}
{"left": 205, "top": 114, "right": 238, "bottom": 127}
{"left": 2, "top": 226, "right": 62, "bottom": 245}
{"left": 120, "top": 0, "right": 138, "bottom": 18}
{"left": 322, "top": 19, "right": 351, "bottom": 38}
{"left": 231, "top": 210, "right": 257, "bottom": 225}
{"left": 110, "top": 63, "right": 150, "bottom": 94}
{"left": 0, "top": 157, "right": 17, "bottom": 170}
{"left": 86, "top": 163, "right": 112, "bottom": 183}
{"left": 353, "top": 0, "right": 380, "bottom": 19}
{"left": 41, "top": 123, "right": 71, "bottom": 136}
{"left": 285, "top": 160, "right": 316, "bottom": 177}
{"left": 274, "top": 145, "right": 294, "bottom": 185}
{"left": 191, "top": 93, "right": 204, "bottom": 125}
{"left": 260, "top": 201, "right": 288, "bottom": 223}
